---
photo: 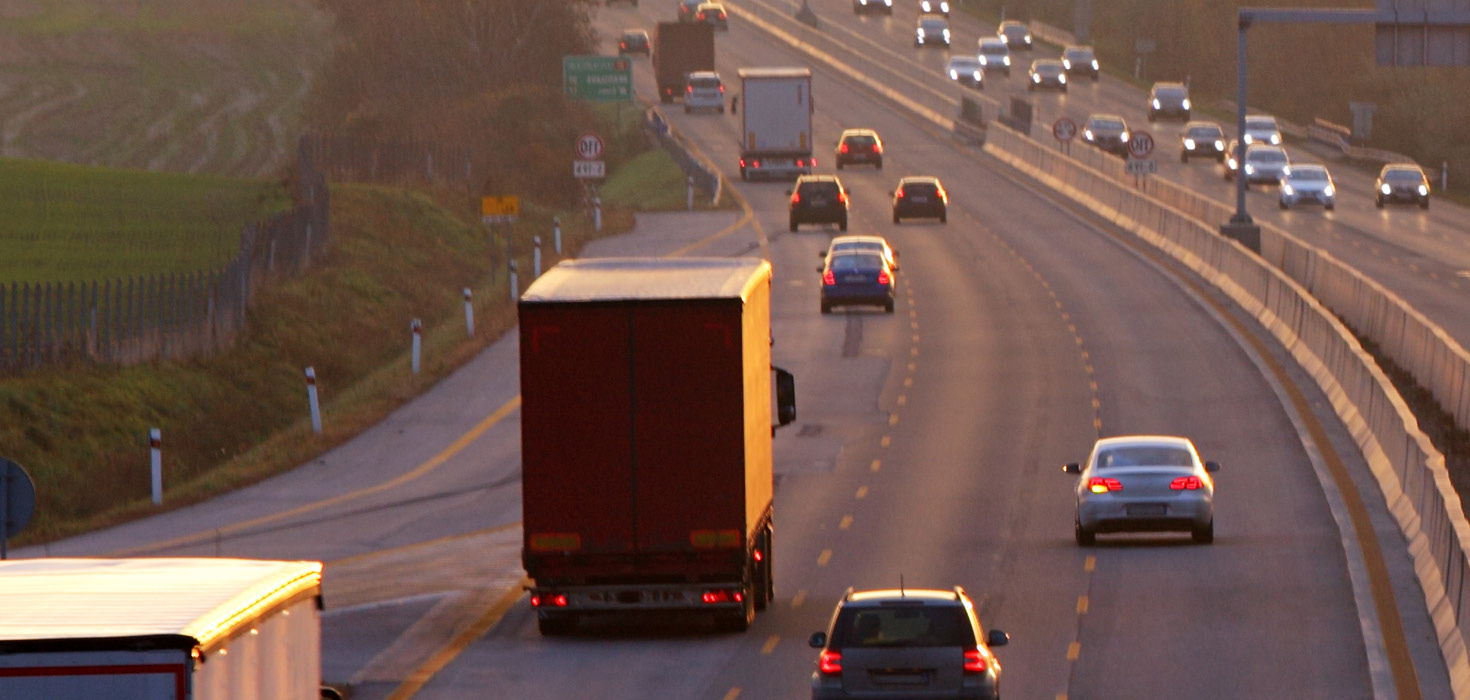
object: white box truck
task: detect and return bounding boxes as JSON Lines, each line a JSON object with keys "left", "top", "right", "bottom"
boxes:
{"left": 0, "top": 558, "right": 324, "bottom": 700}
{"left": 737, "top": 67, "right": 814, "bottom": 181}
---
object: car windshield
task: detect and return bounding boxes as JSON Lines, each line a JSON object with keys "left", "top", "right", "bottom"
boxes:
{"left": 1090, "top": 118, "right": 1124, "bottom": 132}
{"left": 1065, "top": 48, "right": 1092, "bottom": 60}
{"left": 1187, "top": 126, "right": 1220, "bottom": 139}
{"left": 920, "top": 19, "right": 947, "bottom": 31}
{"left": 833, "top": 606, "right": 973, "bottom": 648}
{"left": 1292, "top": 168, "right": 1328, "bottom": 181}
{"left": 980, "top": 39, "right": 1006, "bottom": 52}
{"left": 1156, "top": 86, "right": 1186, "bottom": 99}
{"left": 949, "top": 58, "right": 979, "bottom": 69}
{"left": 1251, "top": 150, "right": 1287, "bottom": 164}
{"left": 1384, "top": 169, "right": 1425, "bottom": 183}
{"left": 1034, "top": 62, "right": 1062, "bottom": 74}
{"left": 1246, "top": 118, "right": 1277, "bottom": 130}
{"left": 1097, "top": 446, "right": 1193, "bottom": 468}
{"left": 830, "top": 254, "right": 883, "bottom": 272}
{"left": 799, "top": 181, "right": 839, "bottom": 197}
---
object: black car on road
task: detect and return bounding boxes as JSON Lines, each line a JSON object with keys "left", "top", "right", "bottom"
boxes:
{"left": 790, "top": 175, "right": 850, "bottom": 232}
{"left": 892, "top": 176, "right": 948, "bottom": 223}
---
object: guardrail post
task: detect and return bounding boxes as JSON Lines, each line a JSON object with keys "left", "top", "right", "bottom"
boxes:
{"left": 593, "top": 197, "right": 603, "bottom": 232}
{"left": 509, "top": 260, "right": 519, "bottom": 301}
{"left": 553, "top": 217, "right": 562, "bottom": 254}
{"left": 149, "top": 428, "right": 163, "bottom": 505}
{"left": 687, "top": 176, "right": 695, "bottom": 210}
{"left": 533, "top": 236, "right": 543, "bottom": 277}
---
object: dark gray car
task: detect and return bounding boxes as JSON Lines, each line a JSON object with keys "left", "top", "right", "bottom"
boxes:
{"left": 810, "top": 587, "right": 1008, "bottom": 699}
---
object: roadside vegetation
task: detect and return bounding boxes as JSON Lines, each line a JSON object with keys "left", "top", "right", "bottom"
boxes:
{"left": 973, "top": 0, "right": 1467, "bottom": 197}
{"left": 1, "top": 0, "right": 710, "bottom": 542}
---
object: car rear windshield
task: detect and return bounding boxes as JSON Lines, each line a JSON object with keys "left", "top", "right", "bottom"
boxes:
{"left": 833, "top": 242, "right": 883, "bottom": 256}
{"left": 844, "top": 135, "right": 876, "bottom": 147}
{"left": 1097, "top": 446, "right": 1192, "bottom": 468}
{"left": 799, "top": 181, "right": 839, "bottom": 197}
{"left": 831, "top": 254, "right": 883, "bottom": 272}
{"left": 902, "top": 182, "right": 938, "bottom": 196}
{"left": 1246, "top": 118, "right": 1276, "bottom": 129}
{"left": 833, "top": 606, "right": 973, "bottom": 648}
{"left": 921, "top": 19, "right": 947, "bottom": 30}
{"left": 689, "top": 77, "right": 722, "bottom": 89}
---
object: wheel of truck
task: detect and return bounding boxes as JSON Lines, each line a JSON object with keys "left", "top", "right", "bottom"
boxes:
{"left": 717, "top": 587, "right": 756, "bottom": 632}
{"left": 537, "top": 613, "right": 577, "bottom": 636}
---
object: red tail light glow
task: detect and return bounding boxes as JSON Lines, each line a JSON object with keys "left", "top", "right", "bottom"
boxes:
{"left": 822, "top": 270, "right": 836, "bottom": 285}
{"left": 877, "top": 271, "right": 891, "bottom": 285}
{"left": 1170, "top": 476, "right": 1203, "bottom": 490}
{"left": 840, "top": 143, "right": 850, "bottom": 154}
{"left": 753, "top": 549, "right": 764, "bottom": 562}
{"left": 530, "top": 593, "right": 569, "bottom": 608}
{"left": 701, "top": 589, "right": 743, "bottom": 604}
{"left": 719, "top": 84, "right": 725, "bottom": 93}
{"left": 837, "top": 192, "right": 847, "bottom": 204}
{"left": 1088, "top": 477, "right": 1123, "bottom": 493}
{"left": 790, "top": 192, "right": 800, "bottom": 204}
{"left": 819, "top": 650, "right": 842, "bottom": 675}
{"left": 963, "top": 648, "right": 988, "bottom": 673}
{"left": 686, "top": 85, "right": 693, "bottom": 93}
{"left": 873, "top": 144, "right": 883, "bottom": 153}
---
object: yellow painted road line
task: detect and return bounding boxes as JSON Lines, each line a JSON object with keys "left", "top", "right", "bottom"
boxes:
{"left": 839, "top": 515, "right": 854, "bottom": 530}
{"left": 855, "top": 486, "right": 868, "bottom": 500}
{"left": 1077, "top": 596, "right": 1089, "bottom": 614}
{"left": 792, "top": 590, "right": 808, "bottom": 608}
{"left": 1084, "top": 555, "right": 1096, "bottom": 572}
{"left": 110, "top": 396, "right": 523, "bottom": 557}
{"left": 384, "top": 576, "right": 530, "bottom": 700}
{"left": 722, "top": 688, "right": 742, "bottom": 700}
{"left": 888, "top": 413, "right": 900, "bottom": 426}
{"left": 1067, "top": 641, "right": 1081, "bottom": 661}
{"left": 870, "top": 459, "right": 882, "bottom": 471}
{"left": 818, "top": 549, "right": 833, "bottom": 566}
{"left": 761, "top": 635, "right": 780, "bottom": 655}
{"left": 881, "top": 435, "right": 891, "bottom": 448}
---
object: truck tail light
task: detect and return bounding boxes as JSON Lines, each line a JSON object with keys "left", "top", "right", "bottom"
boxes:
{"left": 531, "top": 593, "right": 569, "bottom": 608}
{"left": 687, "top": 84, "right": 694, "bottom": 94}
{"left": 719, "top": 84, "right": 725, "bottom": 93}
{"left": 1087, "top": 477, "right": 1123, "bottom": 493}
{"left": 1170, "top": 476, "right": 1203, "bottom": 490}
{"left": 701, "top": 589, "right": 743, "bottom": 604}
{"left": 822, "top": 270, "right": 836, "bottom": 285}
{"left": 873, "top": 144, "right": 882, "bottom": 153}
{"left": 819, "top": 650, "right": 842, "bottom": 675}
{"left": 753, "top": 549, "right": 764, "bottom": 562}
{"left": 877, "top": 271, "right": 890, "bottom": 285}
{"left": 963, "top": 648, "right": 988, "bottom": 673}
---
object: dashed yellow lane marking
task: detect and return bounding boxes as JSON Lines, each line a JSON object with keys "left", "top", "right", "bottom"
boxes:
{"left": 1057, "top": 695, "right": 1069, "bottom": 700}
{"left": 1090, "top": 398, "right": 1101, "bottom": 410}
{"left": 1088, "top": 380, "right": 1098, "bottom": 391}
{"left": 911, "top": 333, "right": 920, "bottom": 342}
{"left": 1084, "top": 555, "right": 1096, "bottom": 572}
{"left": 1067, "top": 323, "right": 1077, "bottom": 333}
{"left": 1074, "top": 337, "right": 1084, "bottom": 346}
{"left": 1083, "top": 364, "right": 1094, "bottom": 375}
{"left": 897, "top": 395, "right": 907, "bottom": 406}
{"left": 1055, "top": 300, "right": 1064, "bottom": 309}
{"left": 761, "top": 635, "right": 780, "bottom": 655}
{"left": 889, "top": 413, "right": 899, "bottom": 426}
{"left": 903, "top": 377, "right": 913, "bottom": 388}
{"left": 881, "top": 435, "right": 892, "bottom": 448}
{"left": 871, "top": 459, "right": 882, "bottom": 472}
{"left": 1067, "top": 641, "right": 1081, "bottom": 661}
{"left": 1077, "top": 596, "right": 1089, "bottom": 614}
{"left": 1093, "top": 417, "right": 1103, "bottom": 432}
{"left": 855, "top": 486, "right": 869, "bottom": 500}
{"left": 792, "top": 590, "right": 807, "bottom": 608}
{"left": 910, "top": 347, "right": 919, "bottom": 356}
{"left": 818, "top": 550, "right": 833, "bottom": 566}
{"left": 1080, "top": 350, "right": 1089, "bottom": 361}
{"left": 722, "top": 688, "right": 741, "bottom": 700}
{"left": 907, "top": 362, "right": 917, "bottom": 371}
{"left": 1061, "top": 311, "right": 1070, "bottom": 320}
{"left": 839, "top": 515, "right": 854, "bottom": 530}
{"left": 911, "top": 321, "right": 919, "bottom": 330}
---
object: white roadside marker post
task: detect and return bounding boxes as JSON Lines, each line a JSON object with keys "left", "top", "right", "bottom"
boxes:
{"left": 149, "top": 428, "right": 163, "bottom": 505}
{"left": 463, "top": 287, "right": 475, "bottom": 337}
{"left": 305, "top": 367, "right": 322, "bottom": 434}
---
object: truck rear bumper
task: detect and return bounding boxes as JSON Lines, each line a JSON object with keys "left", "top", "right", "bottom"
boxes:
{"left": 530, "top": 582, "right": 746, "bottom": 612}
{"left": 740, "top": 155, "right": 814, "bottom": 181}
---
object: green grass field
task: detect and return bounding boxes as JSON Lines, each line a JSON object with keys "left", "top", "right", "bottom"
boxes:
{"left": 0, "top": 158, "right": 287, "bottom": 283}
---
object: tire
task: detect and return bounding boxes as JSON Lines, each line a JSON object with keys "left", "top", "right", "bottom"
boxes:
{"left": 1279, "top": 200, "right": 1288, "bottom": 210}
{"left": 1147, "top": 112, "right": 1156, "bottom": 123}
{"left": 753, "top": 526, "right": 773, "bottom": 611}
{"left": 1074, "top": 519, "right": 1095, "bottom": 546}
{"left": 875, "top": 158, "right": 883, "bottom": 170}
{"left": 789, "top": 219, "right": 798, "bottom": 233}
{"left": 838, "top": 217, "right": 848, "bottom": 232}
{"left": 820, "top": 301, "right": 832, "bottom": 314}
{"left": 1180, "top": 152, "right": 1188, "bottom": 164}
{"left": 836, "top": 160, "right": 843, "bottom": 170}
{"left": 717, "top": 586, "right": 756, "bottom": 632}
{"left": 1192, "top": 520, "right": 1215, "bottom": 545}
{"left": 719, "top": 106, "right": 725, "bottom": 114}
{"left": 537, "top": 614, "right": 576, "bottom": 636}
{"left": 1326, "top": 203, "right": 1335, "bottom": 211}
{"left": 884, "top": 299, "right": 895, "bottom": 313}
{"left": 1375, "top": 197, "right": 1384, "bottom": 209}
{"left": 684, "top": 106, "right": 691, "bottom": 114}
{"left": 939, "top": 210, "right": 947, "bottom": 223}
{"left": 893, "top": 212, "right": 901, "bottom": 224}
{"left": 661, "top": 93, "right": 672, "bottom": 104}
{"left": 1421, "top": 199, "right": 1430, "bottom": 210}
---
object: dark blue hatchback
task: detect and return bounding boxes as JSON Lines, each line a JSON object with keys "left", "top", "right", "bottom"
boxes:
{"left": 819, "top": 252, "right": 895, "bottom": 314}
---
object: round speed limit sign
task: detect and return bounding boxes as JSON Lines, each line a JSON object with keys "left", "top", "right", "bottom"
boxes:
{"left": 1052, "top": 117, "right": 1077, "bottom": 142}
{"left": 576, "top": 133, "right": 605, "bottom": 161}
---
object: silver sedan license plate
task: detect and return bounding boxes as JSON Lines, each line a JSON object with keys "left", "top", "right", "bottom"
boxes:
{"left": 1126, "top": 503, "right": 1167, "bottom": 517}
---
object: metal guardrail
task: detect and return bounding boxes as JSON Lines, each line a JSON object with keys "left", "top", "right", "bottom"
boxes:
{"left": 644, "top": 107, "right": 722, "bottom": 205}
{"left": 986, "top": 124, "right": 1470, "bottom": 695}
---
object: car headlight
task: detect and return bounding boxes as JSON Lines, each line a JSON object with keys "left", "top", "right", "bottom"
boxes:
{"left": 1092, "top": 59, "right": 1100, "bottom": 69}
{"left": 1181, "top": 98, "right": 1192, "bottom": 110}
{"left": 1063, "top": 59, "right": 1072, "bottom": 69}
{"left": 1245, "top": 164, "right": 1255, "bottom": 175}
{"left": 884, "top": 0, "right": 891, "bottom": 4}
{"left": 1228, "top": 158, "right": 1237, "bottom": 168}
{"left": 1381, "top": 183, "right": 1392, "bottom": 195}
{"left": 1418, "top": 184, "right": 1430, "bottom": 195}
{"left": 1282, "top": 185, "right": 1295, "bottom": 196}
{"left": 1084, "top": 129, "right": 1094, "bottom": 140}
{"left": 1243, "top": 134, "right": 1254, "bottom": 144}
{"left": 943, "top": 29, "right": 951, "bottom": 40}
{"left": 1003, "top": 56, "right": 1011, "bottom": 66}
{"left": 978, "top": 56, "right": 987, "bottom": 65}
{"left": 950, "top": 69, "right": 959, "bottom": 79}
{"left": 1032, "top": 73, "right": 1041, "bottom": 82}
{"left": 1025, "top": 35, "right": 1032, "bottom": 43}
{"left": 1270, "top": 133, "right": 1282, "bottom": 145}
{"left": 917, "top": 30, "right": 925, "bottom": 39}
{"left": 1152, "top": 98, "right": 1161, "bottom": 109}
{"left": 1183, "top": 138, "right": 1196, "bottom": 149}
{"left": 973, "top": 70, "right": 982, "bottom": 80}
{"left": 1120, "top": 131, "right": 1130, "bottom": 142}
{"left": 940, "top": 1, "right": 949, "bottom": 10}
{"left": 1323, "top": 186, "right": 1335, "bottom": 197}
{"left": 1058, "top": 74, "right": 1066, "bottom": 83}
{"left": 1281, "top": 166, "right": 1291, "bottom": 176}
{"left": 1214, "top": 140, "right": 1225, "bottom": 151}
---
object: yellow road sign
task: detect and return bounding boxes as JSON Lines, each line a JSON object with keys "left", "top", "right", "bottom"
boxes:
{"left": 481, "top": 196, "right": 520, "bottom": 217}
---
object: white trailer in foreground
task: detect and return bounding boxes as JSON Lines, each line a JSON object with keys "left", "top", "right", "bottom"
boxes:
{"left": 0, "top": 557, "right": 324, "bottom": 699}
{"left": 737, "top": 67, "right": 814, "bottom": 181}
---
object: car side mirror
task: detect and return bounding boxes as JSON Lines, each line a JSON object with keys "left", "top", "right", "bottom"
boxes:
{"left": 818, "top": 251, "right": 826, "bottom": 258}
{"left": 986, "top": 629, "right": 1010, "bottom": 647}
{"left": 808, "top": 632, "right": 827, "bottom": 648}
{"left": 1062, "top": 462, "right": 1081, "bottom": 474}
{"left": 774, "top": 367, "right": 797, "bottom": 428}
{"left": 816, "top": 266, "right": 824, "bottom": 273}
{"left": 786, "top": 189, "right": 794, "bottom": 195}
{"left": 1205, "top": 460, "right": 1221, "bottom": 473}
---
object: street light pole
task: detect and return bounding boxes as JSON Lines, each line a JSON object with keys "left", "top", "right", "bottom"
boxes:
{"left": 1220, "top": 11, "right": 1261, "bottom": 253}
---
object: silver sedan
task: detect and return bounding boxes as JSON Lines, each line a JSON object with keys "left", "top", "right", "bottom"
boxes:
{"left": 1280, "top": 164, "right": 1336, "bottom": 210}
{"left": 1064, "top": 435, "right": 1219, "bottom": 545}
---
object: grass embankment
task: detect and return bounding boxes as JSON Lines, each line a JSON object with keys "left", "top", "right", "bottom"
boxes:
{"left": 0, "top": 151, "right": 715, "bottom": 543}
{"left": 0, "top": 158, "right": 289, "bottom": 283}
